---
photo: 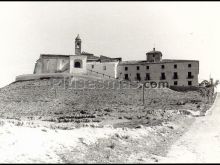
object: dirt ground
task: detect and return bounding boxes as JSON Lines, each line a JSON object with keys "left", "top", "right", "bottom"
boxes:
{"left": 158, "top": 93, "right": 220, "bottom": 163}
{"left": 0, "top": 78, "right": 211, "bottom": 127}
{"left": 0, "top": 77, "right": 216, "bottom": 163}
{"left": 0, "top": 115, "right": 194, "bottom": 163}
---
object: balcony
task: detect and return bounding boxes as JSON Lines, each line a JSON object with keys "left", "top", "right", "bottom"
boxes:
{"left": 135, "top": 77, "right": 141, "bottom": 81}
{"left": 160, "top": 77, "right": 166, "bottom": 80}
{"left": 187, "top": 75, "right": 194, "bottom": 79}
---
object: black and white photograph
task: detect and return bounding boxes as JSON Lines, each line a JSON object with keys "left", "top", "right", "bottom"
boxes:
{"left": 0, "top": 1, "right": 219, "bottom": 163}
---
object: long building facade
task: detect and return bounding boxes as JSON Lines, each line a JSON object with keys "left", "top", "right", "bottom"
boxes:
{"left": 117, "top": 48, "right": 199, "bottom": 86}
{"left": 33, "top": 35, "right": 199, "bottom": 87}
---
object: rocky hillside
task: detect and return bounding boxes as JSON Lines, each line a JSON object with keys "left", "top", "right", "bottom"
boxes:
{"left": 0, "top": 76, "right": 216, "bottom": 163}
{"left": 0, "top": 76, "right": 212, "bottom": 128}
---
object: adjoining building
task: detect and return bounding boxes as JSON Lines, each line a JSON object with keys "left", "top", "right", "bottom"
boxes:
{"left": 31, "top": 35, "right": 199, "bottom": 86}
{"left": 33, "top": 35, "right": 121, "bottom": 78}
{"left": 117, "top": 48, "right": 199, "bottom": 86}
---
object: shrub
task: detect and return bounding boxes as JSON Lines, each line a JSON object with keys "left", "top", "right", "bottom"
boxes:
{"left": 108, "top": 142, "right": 115, "bottom": 149}
{"left": 0, "top": 120, "right": 5, "bottom": 126}
{"left": 124, "top": 116, "right": 132, "bottom": 120}
{"left": 104, "top": 108, "right": 113, "bottom": 112}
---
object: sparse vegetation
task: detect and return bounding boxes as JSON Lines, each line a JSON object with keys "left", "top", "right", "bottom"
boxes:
{"left": 0, "top": 77, "right": 213, "bottom": 128}
{"left": 0, "top": 77, "right": 216, "bottom": 163}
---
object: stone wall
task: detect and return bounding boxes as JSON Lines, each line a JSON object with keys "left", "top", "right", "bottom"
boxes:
{"left": 34, "top": 55, "right": 70, "bottom": 74}
{"left": 69, "top": 55, "right": 87, "bottom": 74}
{"left": 33, "top": 61, "right": 42, "bottom": 74}
{"left": 15, "top": 73, "right": 72, "bottom": 82}
{"left": 87, "top": 61, "right": 119, "bottom": 78}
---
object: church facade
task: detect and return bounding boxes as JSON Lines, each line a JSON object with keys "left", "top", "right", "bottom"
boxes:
{"left": 32, "top": 35, "right": 199, "bottom": 87}
{"left": 33, "top": 35, "right": 121, "bottom": 78}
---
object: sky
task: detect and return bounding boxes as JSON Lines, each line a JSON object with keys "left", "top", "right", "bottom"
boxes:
{"left": 0, "top": 2, "right": 220, "bottom": 88}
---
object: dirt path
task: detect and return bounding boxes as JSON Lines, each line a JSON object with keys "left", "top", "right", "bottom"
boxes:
{"left": 159, "top": 93, "right": 220, "bottom": 163}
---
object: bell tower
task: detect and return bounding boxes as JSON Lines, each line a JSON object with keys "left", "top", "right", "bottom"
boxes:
{"left": 75, "top": 34, "right": 81, "bottom": 55}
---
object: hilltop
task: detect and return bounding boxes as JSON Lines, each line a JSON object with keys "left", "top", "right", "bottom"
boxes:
{"left": 0, "top": 76, "right": 216, "bottom": 163}
{"left": 0, "top": 76, "right": 212, "bottom": 128}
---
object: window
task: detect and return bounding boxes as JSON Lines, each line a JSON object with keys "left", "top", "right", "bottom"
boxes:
{"left": 188, "top": 72, "right": 193, "bottom": 78}
{"left": 74, "top": 61, "right": 81, "bottom": 68}
{"left": 173, "top": 72, "right": 178, "bottom": 79}
{"left": 76, "top": 42, "right": 80, "bottom": 48}
{"left": 161, "top": 72, "right": 166, "bottom": 80}
{"left": 161, "top": 65, "right": 165, "bottom": 69}
{"left": 188, "top": 64, "right": 191, "bottom": 68}
{"left": 46, "top": 60, "right": 50, "bottom": 71}
{"left": 74, "top": 59, "right": 82, "bottom": 68}
{"left": 136, "top": 73, "right": 141, "bottom": 81}
{"left": 145, "top": 73, "right": 150, "bottom": 80}
{"left": 146, "top": 66, "right": 149, "bottom": 70}
{"left": 124, "top": 74, "right": 129, "bottom": 80}
{"left": 174, "top": 81, "right": 178, "bottom": 85}
{"left": 125, "top": 67, "right": 128, "bottom": 71}
{"left": 174, "top": 64, "right": 177, "bottom": 69}
{"left": 188, "top": 81, "right": 192, "bottom": 86}
{"left": 91, "top": 65, "right": 94, "bottom": 69}
{"left": 103, "top": 66, "right": 106, "bottom": 70}
{"left": 188, "top": 72, "right": 191, "bottom": 77}
{"left": 137, "top": 66, "right": 140, "bottom": 70}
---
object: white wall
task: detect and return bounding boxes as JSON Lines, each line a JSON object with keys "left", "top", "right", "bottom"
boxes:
{"left": 217, "top": 84, "right": 220, "bottom": 93}
{"left": 69, "top": 55, "right": 87, "bottom": 74}
{"left": 117, "top": 61, "right": 199, "bottom": 86}
{"left": 87, "top": 61, "right": 119, "bottom": 78}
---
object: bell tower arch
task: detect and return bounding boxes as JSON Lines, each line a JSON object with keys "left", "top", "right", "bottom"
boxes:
{"left": 75, "top": 34, "right": 81, "bottom": 55}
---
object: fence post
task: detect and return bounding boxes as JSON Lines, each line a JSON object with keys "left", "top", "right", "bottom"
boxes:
{"left": 143, "top": 83, "right": 145, "bottom": 106}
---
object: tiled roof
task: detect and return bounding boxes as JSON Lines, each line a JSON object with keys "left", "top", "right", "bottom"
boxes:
{"left": 162, "top": 59, "right": 199, "bottom": 63}
{"left": 40, "top": 53, "right": 101, "bottom": 61}
{"left": 81, "top": 51, "right": 94, "bottom": 56}
{"left": 119, "top": 60, "right": 146, "bottom": 65}
{"left": 146, "top": 50, "right": 162, "bottom": 54}
{"left": 146, "top": 48, "right": 162, "bottom": 54}
{"left": 81, "top": 51, "right": 100, "bottom": 60}
{"left": 87, "top": 55, "right": 100, "bottom": 60}
{"left": 40, "top": 54, "right": 71, "bottom": 58}
{"left": 119, "top": 59, "right": 199, "bottom": 65}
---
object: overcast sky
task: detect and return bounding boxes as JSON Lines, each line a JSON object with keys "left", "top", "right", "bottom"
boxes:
{"left": 0, "top": 2, "right": 219, "bottom": 88}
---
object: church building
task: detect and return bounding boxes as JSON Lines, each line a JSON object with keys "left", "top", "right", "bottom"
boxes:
{"left": 33, "top": 35, "right": 122, "bottom": 78}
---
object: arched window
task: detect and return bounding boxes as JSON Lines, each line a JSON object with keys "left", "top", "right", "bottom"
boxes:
{"left": 74, "top": 62, "right": 81, "bottom": 68}
{"left": 74, "top": 59, "right": 82, "bottom": 68}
